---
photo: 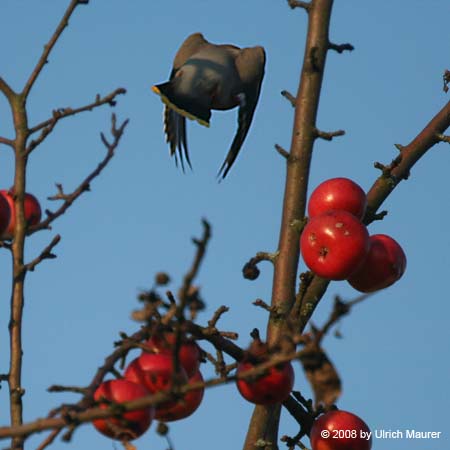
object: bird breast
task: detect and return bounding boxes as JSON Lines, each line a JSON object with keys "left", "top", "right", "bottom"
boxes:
{"left": 179, "top": 46, "right": 241, "bottom": 111}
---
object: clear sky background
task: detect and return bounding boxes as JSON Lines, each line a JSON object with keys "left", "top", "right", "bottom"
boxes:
{"left": 0, "top": 1, "right": 449, "bottom": 449}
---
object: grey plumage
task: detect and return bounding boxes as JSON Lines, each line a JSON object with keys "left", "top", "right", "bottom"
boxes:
{"left": 152, "top": 33, "right": 266, "bottom": 178}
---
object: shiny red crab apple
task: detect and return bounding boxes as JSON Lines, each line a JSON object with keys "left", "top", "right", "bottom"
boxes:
{"left": 300, "top": 178, "right": 406, "bottom": 291}
{"left": 0, "top": 189, "right": 42, "bottom": 238}
{"left": 310, "top": 410, "right": 372, "bottom": 450}
{"left": 93, "top": 332, "right": 205, "bottom": 441}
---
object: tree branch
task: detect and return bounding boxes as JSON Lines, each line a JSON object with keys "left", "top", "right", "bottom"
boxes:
{"left": 24, "top": 235, "right": 61, "bottom": 272}
{"left": 30, "top": 114, "right": 128, "bottom": 234}
{"left": 178, "top": 219, "right": 211, "bottom": 303}
{"left": 313, "top": 128, "right": 345, "bottom": 141}
{"left": 281, "top": 90, "right": 297, "bottom": 108}
{"left": 0, "top": 77, "right": 15, "bottom": 101}
{"left": 287, "top": 0, "right": 311, "bottom": 11}
{"left": 0, "top": 136, "right": 14, "bottom": 148}
{"left": 22, "top": 0, "right": 89, "bottom": 99}
{"left": 27, "top": 88, "right": 126, "bottom": 154}
{"left": 244, "top": 1, "right": 335, "bottom": 449}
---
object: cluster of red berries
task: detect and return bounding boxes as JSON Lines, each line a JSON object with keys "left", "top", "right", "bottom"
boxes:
{"left": 0, "top": 190, "right": 42, "bottom": 238}
{"left": 93, "top": 332, "right": 204, "bottom": 441}
{"left": 300, "top": 178, "right": 406, "bottom": 292}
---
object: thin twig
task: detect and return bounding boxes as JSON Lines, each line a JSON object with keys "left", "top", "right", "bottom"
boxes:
{"left": 275, "top": 144, "right": 290, "bottom": 159}
{"left": 30, "top": 115, "right": 129, "bottom": 234}
{"left": 27, "top": 88, "right": 126, "bottom": 154}
{"left": 287, "top": 0, "right": 311, "bottom": 11}
{"left": 436, "top": 133, "right": 450, "bottom": 143}
{"left": 36, "top": 429, "right": 61, "bottom": 450}
{"left": 0, "top": 77, "right": 15, "bottom": 101}
{"left": 178, "top": 219, "right": 211, "bottom": 302}
{"left": 281, "top": 90, "right": 297, "bottom": 107}
{"left": 314, "top": 128, "right": 345, "bottom": 141}
{"left": 22, "top": 0, "right": 89, "bottom": 99}
{"left": 24, "top": 235, "right": 61, "bottom": 272}
{"left": 0, "top": 136, "right": 14, "bottom": 148}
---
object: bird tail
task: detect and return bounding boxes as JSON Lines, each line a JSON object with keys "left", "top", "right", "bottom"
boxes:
{"left": 152, "top": 83, "right": 211, "bottom": 128}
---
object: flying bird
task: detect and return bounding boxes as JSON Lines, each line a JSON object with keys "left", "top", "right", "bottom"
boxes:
{"left": 152, "top": 32, "right": 266, "bottom": 178}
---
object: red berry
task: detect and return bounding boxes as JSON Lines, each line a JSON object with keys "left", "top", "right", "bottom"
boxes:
{"left": 236, "top": 360, "right": 294, "bottom": 405}
{"left": 310, "top": 410, "right": 372, "bottom": 450}
{"left": 155, "top": 369, "right": 204, "bottom": 422}
{"left": 300, "top": 210, "right": 369, "bottom": 280}
{"left": 0, "top": 190, "right": 41, "bottom": 238}
{"left": 348, "top": 234, "right": 407, "bottom": 292}
{"left": 93, "top": 379, "right": 153, "bottom": 441}
{"left": 144, "top": 332, "right": 201, "bottom": 377}
{"left": 0, "top": 192, "right": 11, "bottom": 235}
{"left": 124, "top": 353, "right": 188, "bottom": 395}
{"left": 308, "top": 178, "right": 367, "bottom": 220}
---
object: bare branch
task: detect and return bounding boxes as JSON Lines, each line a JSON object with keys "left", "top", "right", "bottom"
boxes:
{"left": 36, "top": 429, "right": 61, "bottom": 450}
{"left": 314, "top": 128, "right": 345, "bottom": 141}
{"left": 275, "top": 144, "right": 290, "bottom": 159}
{"left": 178, "top": 219, "right": 211, "bottom": 302}
{"left": 208, "top": 306, "right": 230, "bottom": 328}
{"left": 22, "top": 0, "right": 90, "bottom": 99}
{"left": 0, "top": 77, "right": 15, "bottom": 102}
{"left": 313, "top": 293, "right": 372, "bottom": 344}
{"left": 436, "top": 133, "right": 450, "bottom": 143}
{"left": 0, "top": 136, "right": 14, "bottom": 148}
{"left": 30, "top": 114, "right": 129, "bottom": 233}
{"left": 25, "top": 235, "right": 61, "bottom": 272}
{"left": 281, "top": 90, "right": 297, "bottom": 108}
{"left": 27, "top": 88, "right": 126, "bottom": 154}
{"left": 287, "top": 0, "right": 311, "bottom": 11}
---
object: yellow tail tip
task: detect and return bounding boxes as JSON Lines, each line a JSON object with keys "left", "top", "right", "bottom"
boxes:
{"left": 153, "top": 90, "right": 210, "bottom": 128}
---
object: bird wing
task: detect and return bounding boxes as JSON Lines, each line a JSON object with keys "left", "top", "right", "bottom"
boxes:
{"left": 162, "top": 33, "right": 209, "bottom": 171}
{"left": 218, "top": 46, "right": 266, "bottom": 179}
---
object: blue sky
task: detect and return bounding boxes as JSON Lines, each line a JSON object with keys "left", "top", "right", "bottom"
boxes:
{"left": 0, "top": 1, "right": 449, "bottom": 449}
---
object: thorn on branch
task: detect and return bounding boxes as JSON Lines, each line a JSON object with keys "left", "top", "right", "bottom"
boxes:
{"left": 314, "top": 128, "right": 345, "bottom": 141}
{"left": 371, "top": 210, "right": 388, "bottom": 221}
{"left": 394, "top": 143, "right": 405, "bottom": 152}
{"left": 328, "top": 42, "right": 355, "bottom": 53}
{"left": 287, "top": 0, "right": 310, "bottom": 11}
{"left": 275, "top": 144, "right": 290, "bottom": 159}
{"left": 374, "top": 161, "right": 390, "bottom": 176}
{"left": 253, "top": 298, "right": 274, "bottom": 312}
{"left": 208, "top": 306, "right": 229, "bottom": 328}
{"left": 281, "top": 90, "right": 297, "bottom": 107}
{"left": 436, "top": 133, "right": 450, "bottom": 144}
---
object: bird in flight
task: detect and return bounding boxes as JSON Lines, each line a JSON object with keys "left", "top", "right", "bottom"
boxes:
{"left": 152, "top": 32, "right": 266, "bottom": 179}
